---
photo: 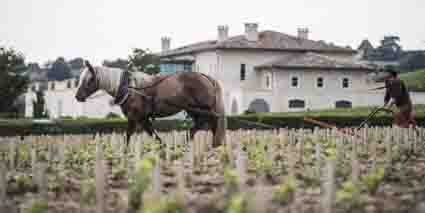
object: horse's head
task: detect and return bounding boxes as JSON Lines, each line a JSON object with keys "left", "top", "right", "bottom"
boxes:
{"left": 75, "top": 60, "right": 99, "bottom": 102}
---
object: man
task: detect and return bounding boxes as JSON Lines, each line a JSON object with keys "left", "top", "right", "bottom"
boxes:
{"left": 383, "top": 68, "right": 416, "bottom": 128}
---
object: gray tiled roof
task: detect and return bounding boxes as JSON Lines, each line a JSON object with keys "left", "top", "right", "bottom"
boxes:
{"left": 160, "top": 30, "right": 356, "bottom": 57}
{"left": 255, "top": 52, "right": 375, "bottom": 71}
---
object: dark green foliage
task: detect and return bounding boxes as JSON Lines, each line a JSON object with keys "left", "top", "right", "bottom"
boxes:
{"left": 400, "top": 69, "right": 425, "bottom": 91}
{"left": 47, "top": 57, "right": 72, "bottom": 81}
{"left": 0, "top": 47, "right": 29, "bottom": 113}
{"left": 128, "top": 48, "right": 160, "bottom": 75}
{"left": 103, "top": 58, "right": 129, "bottom": 70}
{"left": 68, "top": 57, "right": 85, "bottom": 70}
{"left": 33, "top": 90, "right": 48, "bottom": 118}
{"left": 399, "top": 53, "right": 425, "bottom": 71}
{"left": 105, "top": 112, "right": 121, "bottom": 119}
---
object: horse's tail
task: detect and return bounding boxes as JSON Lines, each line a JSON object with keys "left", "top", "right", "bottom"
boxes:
{"left": 212, "top": 80, "right": 226, "bottom": 148}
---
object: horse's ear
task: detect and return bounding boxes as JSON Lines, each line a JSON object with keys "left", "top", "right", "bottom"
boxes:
{"left": 85, "top": 60, "right": 95, "bottom": 75}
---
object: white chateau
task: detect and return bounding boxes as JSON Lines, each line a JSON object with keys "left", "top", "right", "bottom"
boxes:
{"left": 24, "top": 23, "right": 425, "bottom": 119}
{"left": 159, "top": 23, "right": 387, "bottom": 115}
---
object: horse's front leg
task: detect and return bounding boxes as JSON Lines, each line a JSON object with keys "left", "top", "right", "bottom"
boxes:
{"left": 126, "top": 119, "right": 136, "bottom": 152}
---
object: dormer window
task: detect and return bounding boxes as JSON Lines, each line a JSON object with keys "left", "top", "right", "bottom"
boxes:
{"left": 264, "top": 72, "right": 272, "bottom": 89}
{"left": 291, "top": 76, "right": 299, "bottom": 88}
{"left": 342, "top": 78, "right": 350, "bottom": 88}
{"left": 240, "top": 64, "right": 246, "bottom": 81}
{"left": 317, "top": 77, "right": 324, "bottom": 88}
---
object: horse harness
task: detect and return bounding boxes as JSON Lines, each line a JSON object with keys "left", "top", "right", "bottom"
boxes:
{"left": 119, "top": 71, "right": 221, "bottom": 120}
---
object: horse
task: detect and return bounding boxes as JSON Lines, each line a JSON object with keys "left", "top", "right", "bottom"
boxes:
{"left": 75, "top": 60, "right": 226, "bottom": 149}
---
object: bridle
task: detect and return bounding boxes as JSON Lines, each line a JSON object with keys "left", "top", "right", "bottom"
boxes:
{"left": 81, "top": 67, "right": 102, "bottom": 100}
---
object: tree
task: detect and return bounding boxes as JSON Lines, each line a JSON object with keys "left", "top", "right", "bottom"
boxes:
{"left": 0, "top": 47, "right": 28, "bottom": 113}
{"left": 103, "top": 58, "right": 129, "bottom": 70}
{"left": 399, "top": 53, "right": 425, "bottom": 71}
{"left": 47, "top": 57, "right": 72, "bottom": 81}
{"left": 32, "top": 90, "right": 48, "bottom": 118}
{"left": 128, "top": 48, "right": 160, "bottom": 74}
{"left": 68, "top": 57, "right": 85, "bottom": 70}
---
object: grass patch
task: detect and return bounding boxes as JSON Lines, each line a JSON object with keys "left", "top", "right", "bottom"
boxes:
{"left": 400, "top": 69, "right": 425, "bottom": 92}
{"left": 243, "top": 104, "right": 425, "bottom": 118}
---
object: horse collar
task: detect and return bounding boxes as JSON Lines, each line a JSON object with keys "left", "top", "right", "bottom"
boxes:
{"left": 114, "top": 71, "right": 130, "bottom": 106}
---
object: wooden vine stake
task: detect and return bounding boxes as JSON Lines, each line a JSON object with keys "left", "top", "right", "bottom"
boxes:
{"left": 59, "top": 136, "right": 66, "bottom": 166}
{"left": 0, "top": 162, "right": 6, "bottom": 212}
{"left": 412, "top": 126, "right": 418, "bottom": 154}
{"left": 8, "top": 139, "right": 15, "bottom": 171}
{"left": 175, "top": 161, "right": 185, "bottom": 204}
{"left": 385, "top": 128, "right": 392, "bottom": 170}
{"left": 322, "top": 159, "right": 336, "bottom": 213}
{"left": 152, "top": 156, "right": 162, "bottom": 197}
{"left": 95, "top": 138, "right": 105, "bottom": 213}
{"left": 335, "top": 131, "right": 343, "bottom": 164}
{"left": 351, "top": 135, "right": 359, "bottom": 184}
{"left": 287, "top": 135, "right": 295, "bottom": 179}
{"left": 315, "top": 141, "right": 322, "bottom": 177}
{"left": 35, "top": 162, "right": 48, "bottom": 201}
{"left": 370, "top": 130, "right": 377, "bottom": 172}
{"left": 31, "top": 143, "right": 37, "bottom": 176}
{"left": 236, "top": 145, "right": 248, "bottom": 190}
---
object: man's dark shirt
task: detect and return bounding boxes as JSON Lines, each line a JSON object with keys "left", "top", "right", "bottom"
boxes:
{"left": 384, "top": 78, "right": 411, "bottom": 108}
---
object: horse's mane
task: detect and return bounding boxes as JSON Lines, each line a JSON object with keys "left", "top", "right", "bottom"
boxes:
{"left": 95, "top": 66, "right": 155, "bottom": 97}
{"left": 95, "top": 66, "right": 125, "bottom": 98}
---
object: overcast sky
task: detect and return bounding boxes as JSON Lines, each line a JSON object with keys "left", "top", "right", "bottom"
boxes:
{"left": 1, "top": 0, "right": 424, "bottom": 65}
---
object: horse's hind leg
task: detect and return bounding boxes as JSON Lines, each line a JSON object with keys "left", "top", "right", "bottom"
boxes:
{"left": 142, "top": 119, "right": 164, "bottom": 147}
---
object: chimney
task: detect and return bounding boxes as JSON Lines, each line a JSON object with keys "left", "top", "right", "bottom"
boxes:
{"left": 217, "top": 25, "right": 229, "bottom": 42}
{"left": 161, "top": 37, "right": 171, "bottom": 52}
{"left": 244, "top": 23, "right": 259, "bottom": 42}
{"left": 297, "top": 28, "right": 309, "bottom": 40}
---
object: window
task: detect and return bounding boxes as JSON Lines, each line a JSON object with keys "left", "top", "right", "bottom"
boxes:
{"left": 291, "top": 76, "right": 299, "bottom": 87}
{"left": 289, "top": 99, "right": 305, "bottom": 108}
{"left": 31, "top": 85, "right": 36, "bottom": 92}
{"left": 317, "top": 77, "right": 324, "bottom": 88}
{"left": 335, "top": 100, "right": 352, "bottom": 108}
{"left": 160, "top": 62, "right": 193, "bottom": 74}
{"left": 342, "top": 78, "right": 350, "bottom": 88}
{"left": 264, "top": 72, "right": 272, "bottom": 89}
{"left": 240, "top": 64, "right": 246, "bottom": 81}
{"left": 50, "top": 82, "right": 55, "bottom": 90}
{"left": 67, "top": 80, "right": 71, "bottom": 89}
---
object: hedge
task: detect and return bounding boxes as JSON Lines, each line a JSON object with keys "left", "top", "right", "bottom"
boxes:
{"left": 0, "top": 118, "right": 192, "bottom": 137}
{"left": 1, "top": 114, "right": 424, "bottom": 137}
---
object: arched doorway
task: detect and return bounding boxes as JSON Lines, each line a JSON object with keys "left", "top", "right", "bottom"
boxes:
{"left": 248, "top": 99, "right": 270, "bottom": 113}
{"left": 288, "top": 99, "right": 305, "bottom": 109}
{"left": 335, "top": 100, "right": 352, "bottom": 108}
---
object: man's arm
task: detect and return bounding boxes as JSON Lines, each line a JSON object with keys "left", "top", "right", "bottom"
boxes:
{"left": 384, "top": 81, "right": 391, "bottom": 106}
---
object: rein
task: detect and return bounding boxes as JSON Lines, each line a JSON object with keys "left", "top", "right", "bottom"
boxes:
{"left": 128, "top": 74, "right": 173, "bottom": 91}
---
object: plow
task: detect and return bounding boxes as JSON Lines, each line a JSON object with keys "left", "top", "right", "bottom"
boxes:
{"left": 303, "top": 106, "right": 394, "bottom": 138}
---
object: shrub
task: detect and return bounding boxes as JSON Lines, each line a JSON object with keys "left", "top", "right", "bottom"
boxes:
{"left": 106, "top": 112, "right": 121, "bottom": 119}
